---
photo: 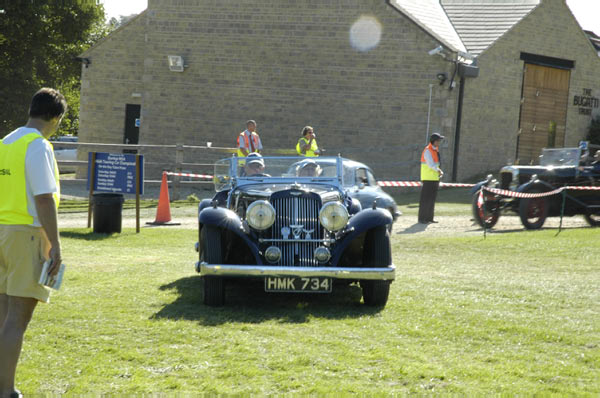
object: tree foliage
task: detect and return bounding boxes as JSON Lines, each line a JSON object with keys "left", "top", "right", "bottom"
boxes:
{"left": 585, "top": 115, "right": 600, "bottom": 146}
{"left": 0, "top": 0, "right": 107, "bottom": 137}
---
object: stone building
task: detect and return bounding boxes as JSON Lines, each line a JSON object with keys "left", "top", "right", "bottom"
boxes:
{"left": 78, "top": 0, "right": 600, "bottom": 181}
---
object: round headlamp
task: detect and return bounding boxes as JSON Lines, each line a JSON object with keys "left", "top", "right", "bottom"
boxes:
{"left": 246, "top": 200, "right": 276, "bottom": 230}
{"left": 319, "top": 202, "right": 349, "bottom": 232}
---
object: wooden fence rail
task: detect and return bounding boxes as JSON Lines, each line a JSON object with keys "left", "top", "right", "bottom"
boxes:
{"left": 55, "top": 141, "right": 297, "bottom": 199}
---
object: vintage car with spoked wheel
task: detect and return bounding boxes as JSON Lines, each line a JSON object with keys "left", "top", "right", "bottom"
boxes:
{"left": 195, "top": 156, "right": 395, "bottom": 307}
{"left": 470, "top": 146, "right": 600, "bottom": 230}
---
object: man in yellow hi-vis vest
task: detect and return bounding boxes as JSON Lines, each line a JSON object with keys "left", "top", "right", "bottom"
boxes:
{"left": 0, "top": 88, "right": 66, "bottom": 397}
{"left": 296, "top": 126, "right": 321, "bottom": 157}
{"left": 418, "top": 133, "right": 444, "bottom": 224}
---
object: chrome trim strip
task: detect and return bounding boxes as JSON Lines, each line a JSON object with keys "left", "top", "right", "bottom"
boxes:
{"left": 197, "top": 262, "right": 396, "bottom": 280}
{"left": 259, "top": 238, "right": 335, "bottom": 243}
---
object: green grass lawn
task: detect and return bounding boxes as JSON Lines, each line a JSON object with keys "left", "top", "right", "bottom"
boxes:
{"left": 17, "top": 205, "right": 600, "bottom": 394}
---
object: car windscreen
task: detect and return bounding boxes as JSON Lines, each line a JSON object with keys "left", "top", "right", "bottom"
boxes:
{"left": 539, "top": 148, "right": 581, "bottom": 167}
{"left": 213, "top": 156, "right": 343, "bottom": 191}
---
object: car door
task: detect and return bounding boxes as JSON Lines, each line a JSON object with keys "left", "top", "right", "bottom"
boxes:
{"left": 362, "top": 168, "right": 384, "bottom": 208}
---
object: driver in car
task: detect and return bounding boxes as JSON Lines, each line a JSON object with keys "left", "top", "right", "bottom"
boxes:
{"left": 244, "top": 152, "right": 267, "bottom": 176}
{"left": 296, "top": 159, "right": 322, "bottom": 177}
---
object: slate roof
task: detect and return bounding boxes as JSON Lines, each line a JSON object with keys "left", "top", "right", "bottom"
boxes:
{"left": 389, "top": 0, "right": 467, "bottom": 53}
{"left": 441, "top": 0, "right": 540, "bottom": 56}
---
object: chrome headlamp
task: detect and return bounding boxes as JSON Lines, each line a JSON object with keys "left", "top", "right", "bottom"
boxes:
{"left": 319, "top": 202, "right": 349, "bottom": 232}
{"left": 246, "top": 200, "right": 275, "bottom": 230}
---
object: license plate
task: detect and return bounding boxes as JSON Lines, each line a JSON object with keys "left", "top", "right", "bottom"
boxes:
{"left": 264, "top": 277, "right": 332, "bottom": 293}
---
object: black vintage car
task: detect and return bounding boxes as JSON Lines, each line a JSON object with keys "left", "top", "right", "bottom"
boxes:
{"left": 471, "top": 147, "right": 600, "bottom": 229}
{"left": 195, "top": 156, "right": 395, "bottom": 307}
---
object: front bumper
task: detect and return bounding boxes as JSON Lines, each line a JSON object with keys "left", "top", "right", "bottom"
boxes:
{"left": 196, "top": 262, "right": 396, "bottom": 281}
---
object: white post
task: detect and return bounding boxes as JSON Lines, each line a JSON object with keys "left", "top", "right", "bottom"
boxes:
{"left": 426, "top": 84, "right": 433, "bottom": 145}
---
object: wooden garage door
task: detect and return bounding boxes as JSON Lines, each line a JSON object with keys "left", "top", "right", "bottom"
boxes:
{"left": 516, "top": 63, "right": 570, "bottom": 164}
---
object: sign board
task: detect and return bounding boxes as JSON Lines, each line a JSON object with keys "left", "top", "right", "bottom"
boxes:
{"left": 135, "top": 118, "right": 141, "bottom": 127}
{"left": 87, "top": 152, "right": 144, "bottom": 194}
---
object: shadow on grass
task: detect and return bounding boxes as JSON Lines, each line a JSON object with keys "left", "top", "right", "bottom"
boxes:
{"left": 480, "top": 225, "right": 590, "bottom": 234}
{"left": 60, "top": 230, "right": 121, "bottom": 240}
{"left": 152, "top": 276, "right": 384, "bottom": 325}
{"left": 397, "top": 222, "right": 428, "bottom": 234}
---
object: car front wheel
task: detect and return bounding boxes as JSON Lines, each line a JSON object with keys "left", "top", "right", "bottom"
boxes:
{"left": 201, "top": 226, "right": 225, "bottom": 306}
{"left": 471, "top": 192, "right": 500, "bottom": 229}
{"left": 361, "top": 226, "right": 391, "bottom": 307}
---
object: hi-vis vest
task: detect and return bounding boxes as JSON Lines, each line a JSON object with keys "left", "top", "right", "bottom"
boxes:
{"left": 0, "top": 132, "right": 60, "bottom": 225}
{"left": 296, "top": 137, "right": 319, "bottom": 157}
{"left": 420, "top": 143, "right": 440, "bottom": 181}
{"left": 237, "top": 131, "right": 261, "bottom": 158}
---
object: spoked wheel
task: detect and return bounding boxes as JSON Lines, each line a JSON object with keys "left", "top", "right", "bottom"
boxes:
{"left": 201, "top": 226, "right": 225, "bottom": 306}
{"left": 361, "top": 226, "right": 392, "bottom": 308}
{"left": 471, "top": 192, "right": 500, "bottom": 229}
{"left": 518, "top": 190, "right": 548, "bottom": 230}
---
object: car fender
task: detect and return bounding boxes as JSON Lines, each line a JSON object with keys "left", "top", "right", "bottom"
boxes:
{"left": 330, "top": 207, "right": 392, "bottom": 266}
{"left": 516, "top": 179, "right": 553, "bottom": 193}
{"left": 470, "top": 180, "right": 489, "bottom": 195}
{"left": 198, "top": 206, "right": 262, "bottom": 264}
{"left": 198, "top": 199, "right": 213, "bottom": 217}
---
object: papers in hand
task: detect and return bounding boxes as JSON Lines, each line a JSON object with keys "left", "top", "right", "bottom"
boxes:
{"left": 39, "top": 259, "right": 65, "bottom": 290}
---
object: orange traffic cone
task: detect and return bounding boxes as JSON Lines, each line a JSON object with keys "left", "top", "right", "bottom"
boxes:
{"left": 147, "top": 172, "right": 180, "bottom": 226}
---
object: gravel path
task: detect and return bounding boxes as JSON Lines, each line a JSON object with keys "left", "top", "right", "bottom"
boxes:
{"left": 58, "top": 208, "right": 591, "bottom": 234}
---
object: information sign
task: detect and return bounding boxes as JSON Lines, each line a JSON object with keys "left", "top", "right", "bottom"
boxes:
{"left": 87, "top": 152, "right": 144, "bottom": 194}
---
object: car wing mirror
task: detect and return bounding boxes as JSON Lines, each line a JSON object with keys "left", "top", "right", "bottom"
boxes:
{"left": 358, "top": 183, "right": 365, "bottom": 190}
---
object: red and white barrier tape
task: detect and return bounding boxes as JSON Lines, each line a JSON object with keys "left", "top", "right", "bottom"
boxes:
{"left": 563, "top": 185, "right": 600, "bottom": 190}
{"left": 377, "top": 181, "right": 475, "bottom": 188}
{"left": 440, "top": 182, "right": 476, "bottom": 188}
{"left": 482, "top": 185, "right": 600, "bottom": 199}
{"left": 482, "top": 186, "right": 564, "bottom": 198}
{"left": 164, "top": 171, "right": 213, "bottom": 179}
{"left": 378, "top": 181, "right": 422, "bottom": 187}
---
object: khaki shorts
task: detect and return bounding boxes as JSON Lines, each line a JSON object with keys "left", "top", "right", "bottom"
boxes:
{"left": 0, "top": 225, "right": 51, "bottom": 303}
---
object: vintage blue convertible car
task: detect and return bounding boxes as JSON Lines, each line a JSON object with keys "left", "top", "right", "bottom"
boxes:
{"left": 195, "top": 156, "right": 395, "bottom": 307}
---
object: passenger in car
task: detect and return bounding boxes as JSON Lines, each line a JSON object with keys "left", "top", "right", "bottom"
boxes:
{"left": 296, "top": 159, "right": 322, "bottom": 177}
{"left": 244, "top": 152, "right": 267, "bottom": 176}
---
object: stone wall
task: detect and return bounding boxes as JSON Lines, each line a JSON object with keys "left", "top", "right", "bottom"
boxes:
{"left": 79, "top": 0, "right": 458, "bottom": 181}
{"left": 457, "top": 0, "right": 600, "bottom": 180}
{"left": 78, "top": 0, "right": 599, "bottom": 183}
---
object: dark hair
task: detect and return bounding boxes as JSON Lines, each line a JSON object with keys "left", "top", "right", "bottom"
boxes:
{"left": 28, "top": 88, "right": 67, "bottom": 121}
{"left": 302, "top": 126, "right": 313, "bottom": 136}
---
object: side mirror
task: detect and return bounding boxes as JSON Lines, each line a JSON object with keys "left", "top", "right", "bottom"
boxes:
{"left": 358, "top": 183, "right": 365, "bottom": 190}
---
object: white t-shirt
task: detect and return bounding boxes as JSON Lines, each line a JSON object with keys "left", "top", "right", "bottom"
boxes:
{"left": 3, "top": 127, "right": 58, "bottom": 226}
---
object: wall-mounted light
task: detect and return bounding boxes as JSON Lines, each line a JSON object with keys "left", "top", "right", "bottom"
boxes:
{"left": 74, "top": 57, "right": 91, "bottom": 68}
{"left": 167, "top": 55, "right": 185, "bottom": 72}
{"left": 436, "top": 72, "right": 447, "bottom": 85}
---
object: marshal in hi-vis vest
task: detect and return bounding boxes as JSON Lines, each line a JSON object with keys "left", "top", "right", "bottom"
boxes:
{"left": 237, "top": 131, "right": 261, "bottom": 158}
{"left": 420, "top": 143, "right": 440, "bottom": 181}
{"left": 296, "top": 137, "right": 319, "bottom": 157}
{"left": 0, "top": 132, "right": 60, "bottom": 225}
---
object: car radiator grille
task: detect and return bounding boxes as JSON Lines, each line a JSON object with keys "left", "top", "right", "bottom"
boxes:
{"left": 500, "top": 172, "right": 512, "bottom": 190}
{"left": 270, "top": 195, "right": 323, "bottom": 267}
